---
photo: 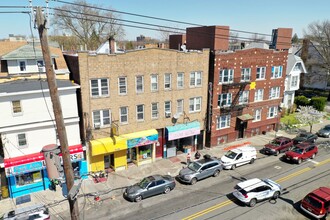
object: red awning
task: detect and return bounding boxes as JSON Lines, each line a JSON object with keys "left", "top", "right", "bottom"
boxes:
{"left": 4, "top": 144, "right": 83, "bottom": 168}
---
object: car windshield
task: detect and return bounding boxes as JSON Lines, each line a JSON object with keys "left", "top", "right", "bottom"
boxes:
{"left": 138, "top": 177, "right": 152, "bottom": 188}
{"left": 225, "top": 150, "right": 237, "bottom": 159}
{"left": 188, "top": 162, "right": 201, "bottom": 172}
{"left": 324, "top": 126, "right": 330, "bottom": 130}
{"left": 298, "top": 133, "right": 308, "bottom": 137}
{"left": 270, "top": 140, "right": 281, "bottom": 145}
{"left": 291, "top": 147, "right": 304, "bottom": 154}
{"left": 304, "top": 195, "right": 322, "bottom": 209}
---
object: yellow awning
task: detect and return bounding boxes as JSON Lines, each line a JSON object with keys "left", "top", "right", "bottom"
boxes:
{"left": 122, "top": 129, "right": 158, "bottom": 139}
{"left": 90, "top": 136, "right": 127, "bottom": 156}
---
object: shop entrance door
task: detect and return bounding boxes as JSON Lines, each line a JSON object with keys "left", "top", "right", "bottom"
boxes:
{"left": 104, "top": 154, "right": 113, "bottom": 169}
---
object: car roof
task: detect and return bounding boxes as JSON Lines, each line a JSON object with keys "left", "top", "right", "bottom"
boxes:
{"left": 276, "top": 137, "right": 291, "bottom": 141}
{"left": 294, "top": 142, "right": 315, "bottom": 148}
{"left": 236, "top": 178, "right": 265, "bottom": 191}
{"left": 231, "top": 146, "right": 256, "bottom": 153}
{"left": 197, "top": 157, "right": 218, "bottom": 164}
{"left": 311, "top": 187, "right": 330, "bottom": 200}
{"left": 149, "top": 175, "right": 164, "bottom": 181}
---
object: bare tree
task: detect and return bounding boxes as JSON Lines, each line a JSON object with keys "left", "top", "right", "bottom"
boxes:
{"left": 295, "top": 106, "right": 325, "bottom": 133}
{"left": 158, "top": 26, "right": 182, "bottom": 42}
{"left": 53, "top": 0, "right": 125, "bottom": 50}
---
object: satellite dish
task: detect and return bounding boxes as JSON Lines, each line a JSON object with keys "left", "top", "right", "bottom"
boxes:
{"left": 180, "top": 44, "right": 187, "bottom": 52}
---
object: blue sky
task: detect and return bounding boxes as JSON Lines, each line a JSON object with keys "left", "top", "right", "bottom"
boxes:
{"left": 1, "top": 0, "right": 329, "bottom": 41}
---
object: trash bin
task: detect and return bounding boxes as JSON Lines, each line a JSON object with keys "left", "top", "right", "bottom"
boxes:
{"left": 1, "top": 185, "right": 9, "bottom": 199}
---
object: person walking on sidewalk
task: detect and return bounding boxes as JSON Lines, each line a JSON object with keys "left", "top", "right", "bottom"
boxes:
{"left": 194, "top": 151, "right": 201, "bottom": 160}
{"left": 187, "top": 153, "right": 191, "bottom": 164}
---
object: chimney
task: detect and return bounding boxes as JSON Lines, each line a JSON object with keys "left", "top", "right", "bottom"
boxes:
{"left": 301, "top": 39, "right": 310, "bottom": 64}
{"left": 109, "top": 36, "right": 115, "bottom": 54}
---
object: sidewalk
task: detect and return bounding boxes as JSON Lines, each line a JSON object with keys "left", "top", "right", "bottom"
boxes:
{"left": 1, "top": 119, "right": 330, "bottom": 218}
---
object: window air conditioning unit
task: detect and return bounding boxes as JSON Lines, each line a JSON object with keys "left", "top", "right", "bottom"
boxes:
{"left": 165, "top": 112, "right": 171, "bottom": 118}
{"left": 94, "top": 123, "right": 101, "bottom": 129}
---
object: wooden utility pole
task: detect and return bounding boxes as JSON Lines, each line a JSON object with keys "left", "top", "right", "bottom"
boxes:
{"left": 35, "top": 7, "right": 79, "bottom": 220}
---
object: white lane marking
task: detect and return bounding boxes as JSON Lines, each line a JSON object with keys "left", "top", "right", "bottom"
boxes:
{"left": 307, "top": 159, "right": 319, "bottom": 164}
{"left": 274, "top": 166, "right": 282, "bottom": 169}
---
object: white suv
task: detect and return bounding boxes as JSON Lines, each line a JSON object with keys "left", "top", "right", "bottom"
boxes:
{"left": 233, "top": 178, "right": 282, "bottom": 207}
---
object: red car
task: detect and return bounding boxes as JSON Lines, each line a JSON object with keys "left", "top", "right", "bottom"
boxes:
{"left": 263, "top": 137, "right": 293, "bottom": 156}
{"left": 301, "top": 187, "right": 330, "bottom": 219}
{"left": 284, "top": 143, "right": 318, "bottom": 164}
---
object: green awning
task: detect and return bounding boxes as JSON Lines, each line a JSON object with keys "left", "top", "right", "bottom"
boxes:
{"left": 237, "top": 114, "right": 254, "bottom": 121}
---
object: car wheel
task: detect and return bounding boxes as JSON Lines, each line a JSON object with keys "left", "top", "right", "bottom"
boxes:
{"left": 250, "top": 158, "right": 255, "bottom": 164}
{"left": 164, "top": 186, "right": 171, "bottom": 194}
{"left": 213, "top": 169, "right": 220, "bottom": 177}
{"left": 249, "top": 198, "right": 257, "bottom": 207}
{"left": 190, "top": 178, "right": 197, "bottom": 185}
{"left": 272, "top": 191, "right": 280, "bottom": 199}
{"left": 311, "top": 153, "right": 316, "bottom": 159}
{"left": 297, "top": 158, "right": 302, "bottom": 164}
{"left": 134, "top": 195, "right": 142, "bottom": 202}
{"left": 275, "top": 150, "right": 279, "bottom": 156}
{"left": 231, "top": 164, "right": 236, "bottom": 170}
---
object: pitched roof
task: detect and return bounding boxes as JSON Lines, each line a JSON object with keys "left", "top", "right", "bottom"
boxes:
{"left": 2, "top": 44, "right": 58, "bottom": 60}
{"left": 0, "top": 41, "right": 27, "bottom": 56}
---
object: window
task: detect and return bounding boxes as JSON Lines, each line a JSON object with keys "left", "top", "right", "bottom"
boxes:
{"left": 119, "top": 107, "right": 128, "bottom": 124}
{"left": 151, "top": 74, "right": 158, "bottom": 91}
{"left": 254, "top": 89, "right": 264, "bottom": 102}
{"left": 239, "top": 91, "right": 249, "bottom": 104}
{"left": 189, "top": 97, "right": 201, "bottom": 112}
{"left": 15, "top": 171, "right": 42, "bottom": 186}
{"left": 93, "top": 109, "right": 111, "bottom": 128}
{"left": 37, "top": 60, "right": 44, "bottom": 70}
{"left": 164, "top": 101, "right": 171, "bottom": 115}
{"left": 177, "top": 72, "right": 184, "bottom": 89}
{"left": 136, "top": 76, "right": 144, "bottom": 93}
{"left": 17, "top": 133, "right": 27, "bottom": 148}
{"left": 19, "top": 61, "right": 26, "bottom": 71}
{"left": 190, "top": 71, "right": 202, "bottom": 87}
{"left": 12, "top": 100, "right": 22, "bottom": 114}
{"left": 136, "top": 104, "right": 144, "bottom": 121}
{"left": 164, "top": 73, "right": 171, "bottom": 89}
{"left": 90, "top": 78, "right": 109, "bottom": 97}
{"left": 241, "top": 68, "right": 251, "bottom": 81}
{"left": 293, "top": 63, "right": 302, "bottom": 71}
{"left": 271, "top": 66, "right": 283, "bottom": 78}
{"left": 291, "top": 76, "right": 298, "bottom": 87}
{"left": 151, "top": 103, "right": 159, "bottom": 119}
{"left": 268, "top": 106, "right": 278, "bottom": 118}
{"left": 256, "top": 67, "right": 266, "bottom": 80}
{"left": 218, "top": 93, "right": 232, "bottom": 107}
{"left": 269, "top": 87, "right": 280, "bottom": 99}
{"left": 216, "top": 114, "right": 231, "bottom": 129}
{"left": 253, "top": 109, "right": 262, "bottom": 122}
{"left": 118, "top": 77, "right": 127, "bottom": 95}
{"left": 177, "top": 99, "right": 184, "bottom": 114}
{"left": 219, "top": 69, "right": 234, "bottom": 83}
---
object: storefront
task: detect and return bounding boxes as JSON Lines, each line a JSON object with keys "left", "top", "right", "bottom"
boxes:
{"left": 123, "top": 129, "right": 158, "bottom": 166}
{"left": 89, "top": 136, "right": 127, "bottom": 172}
{"left": 4, "top": 144, "right": 87, "bottom": 198}
{"left": 165, "top": 121, "right": 201, "bottom": 157}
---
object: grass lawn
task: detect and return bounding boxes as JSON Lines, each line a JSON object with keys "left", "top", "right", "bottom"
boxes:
{"left": 280, "top": 113, "right": 300, "bottom": 125}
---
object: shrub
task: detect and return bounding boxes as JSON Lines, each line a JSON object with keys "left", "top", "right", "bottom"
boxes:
{"left": 294, "top": 96, "right": 310, "bottom": 107}
{"left": 310, "top": 97, "right": 327, "bottom": 111}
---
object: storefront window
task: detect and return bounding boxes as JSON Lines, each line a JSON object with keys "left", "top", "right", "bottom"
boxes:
{"left": 15, "top": 171, "right": 42, "bottom": 186}
{"left": 139, "top": 145, "right": 152, "bottom": 161}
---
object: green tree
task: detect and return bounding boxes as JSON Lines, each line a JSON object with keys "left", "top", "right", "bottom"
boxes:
{"left": 291, "top": 33, "right": 299, "bottom": 44}
{"left": 295, "top": 106, "right": 325, "bottom": 132}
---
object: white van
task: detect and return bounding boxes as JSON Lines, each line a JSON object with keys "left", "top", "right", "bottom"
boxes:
{"left": 0, "top": 204, "right": 50, "bottom": 220}
{"left": 220, "top": 146, "right": 257, "bottom": 170}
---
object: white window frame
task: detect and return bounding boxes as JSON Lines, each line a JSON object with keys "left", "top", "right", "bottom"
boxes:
{"left": 164, "top": 73, "right": 172, "bottom": 90}
{"left": 118, "top": 77, "right": 127, "bottom": 95}
{"left": 17, "top": 133, "right": 27, "bottom": 148}
{"left": 151, "top": 74, "right": 158, "bottom": 92}
{"left": 136, "top": 104, "right": 144, "bottom": 121}
{"left": 12, "top": 100, "right": 22, "bottom": 115}
{"left": 177, "top": 99, "right": 184, "bottom": 115}
{"left": 219, "top": 69, "right": 234, "bottom": 84}
{"left": 218, "top": 93, "right": 232, "bottom": 107}
{"left": 253, "top": 109, "right": 262, "bottom": 122}
{"left": 268, "top": 106, "right": 278, "bottom": 118}
{"left": 92, "top": 109, "right": 111, "bottom": 128}
{"left": 119, "top": 107, "right": 128, "bottom": 124}
{"left": 90, "top": 78, "right": 109, "bottom": 97}
{"left": 293, "top": 63, "right": 302, "bottom": 71}
{"left": 164, "top": 101, "right": 171, "bottom": 116}
{"left": 216, "top": 115, "right": 231, "bottom": 129}
{"left": 151, "top": 103, "right": 159, "bottom": 119}
{"left": 271, "top": 66, "right": 283, "bottom": 79}
{"left": 177, "top": 72, "right": 184, "bottom": 89}
{"left": 190, "top": 71, "right": 202, "bottom": 87}
{"left": 256, "top": 67, "right": 266, "bottom": 80}
{"left": 241, "top": 68, "right": 251, "bottom": 82}
{"left": 254, "top": 89, "right": 264, "bottom": 102}
{"left": 239, "top": 91, "right": 249, "bottom": 104}
{"left": 291, "top": 75, "right": 298, "bottom": 87}
{"left": 136, "top": 75, "right": 144, "bottom": 93}
{"left": 18, "top": 60, "right": 26, "bottom": 72}
{"left": 189, "top": 97, "right": 201, "bottom": 113}
{"left": 269, "top": 87, "right": 280, "bottom": 99}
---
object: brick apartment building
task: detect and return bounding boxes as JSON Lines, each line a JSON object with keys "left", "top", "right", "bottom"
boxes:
{"left": 170, "top": 26, "right": 292, "bottom": 147}
{"left": 64, "top": 45, "right": 209, "bottom": 171}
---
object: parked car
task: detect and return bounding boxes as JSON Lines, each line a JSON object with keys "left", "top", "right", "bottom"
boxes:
{"left": 0, "top": 204, "right": 50, "bottom": 220}
{"left": 220, "top": 146, "right": 257, "bottom": 170}
{"left": 292, "top": 132, "right": 318, "bottom": 144}
{"left": 177, "top": 155, "right": 223, "bottom": 185}
{"left": 233, "top": 178, "right": 282, "bottom": 207}
{"left": 317, "top": 125, "right": 330, "bottom": 138}
{"left": 284, "top": 143, "right": 318, "bottom": 164}
{"left": 263, "top": 137, "right": 294, "bottom": 156}
{"left": 123, "top": 175, "right": 175, "bottom": 202}
{"left": 300, "top": 187, "right": 330, "bottom": 219}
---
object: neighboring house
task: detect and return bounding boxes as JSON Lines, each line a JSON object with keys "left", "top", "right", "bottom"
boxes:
{"left": 64, "top": 44, "right": 210, "bottom": 172}
{"left": 0, "top": 41, "right": 69, "bottom": 83}
{"left": 282, "top": 50, "right": 307, "bottom": 109}
{"left": 0, "top": 79, "right": 87, "bottom": 198}
{"left": 170, "top": 26, "right": 292, "bottom": 146}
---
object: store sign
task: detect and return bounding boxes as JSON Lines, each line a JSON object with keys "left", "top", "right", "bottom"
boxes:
{"left": 70, "top": 152, "right": 83, "bottom": 162}
{"left": 166, "top": 121, "right": 201, "bottom": 141}
{"left": 7, "top": 161, "right": 44, "bottom": 176}
{"left": 127, "top": 134, "right": 158, "bottom": 148}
